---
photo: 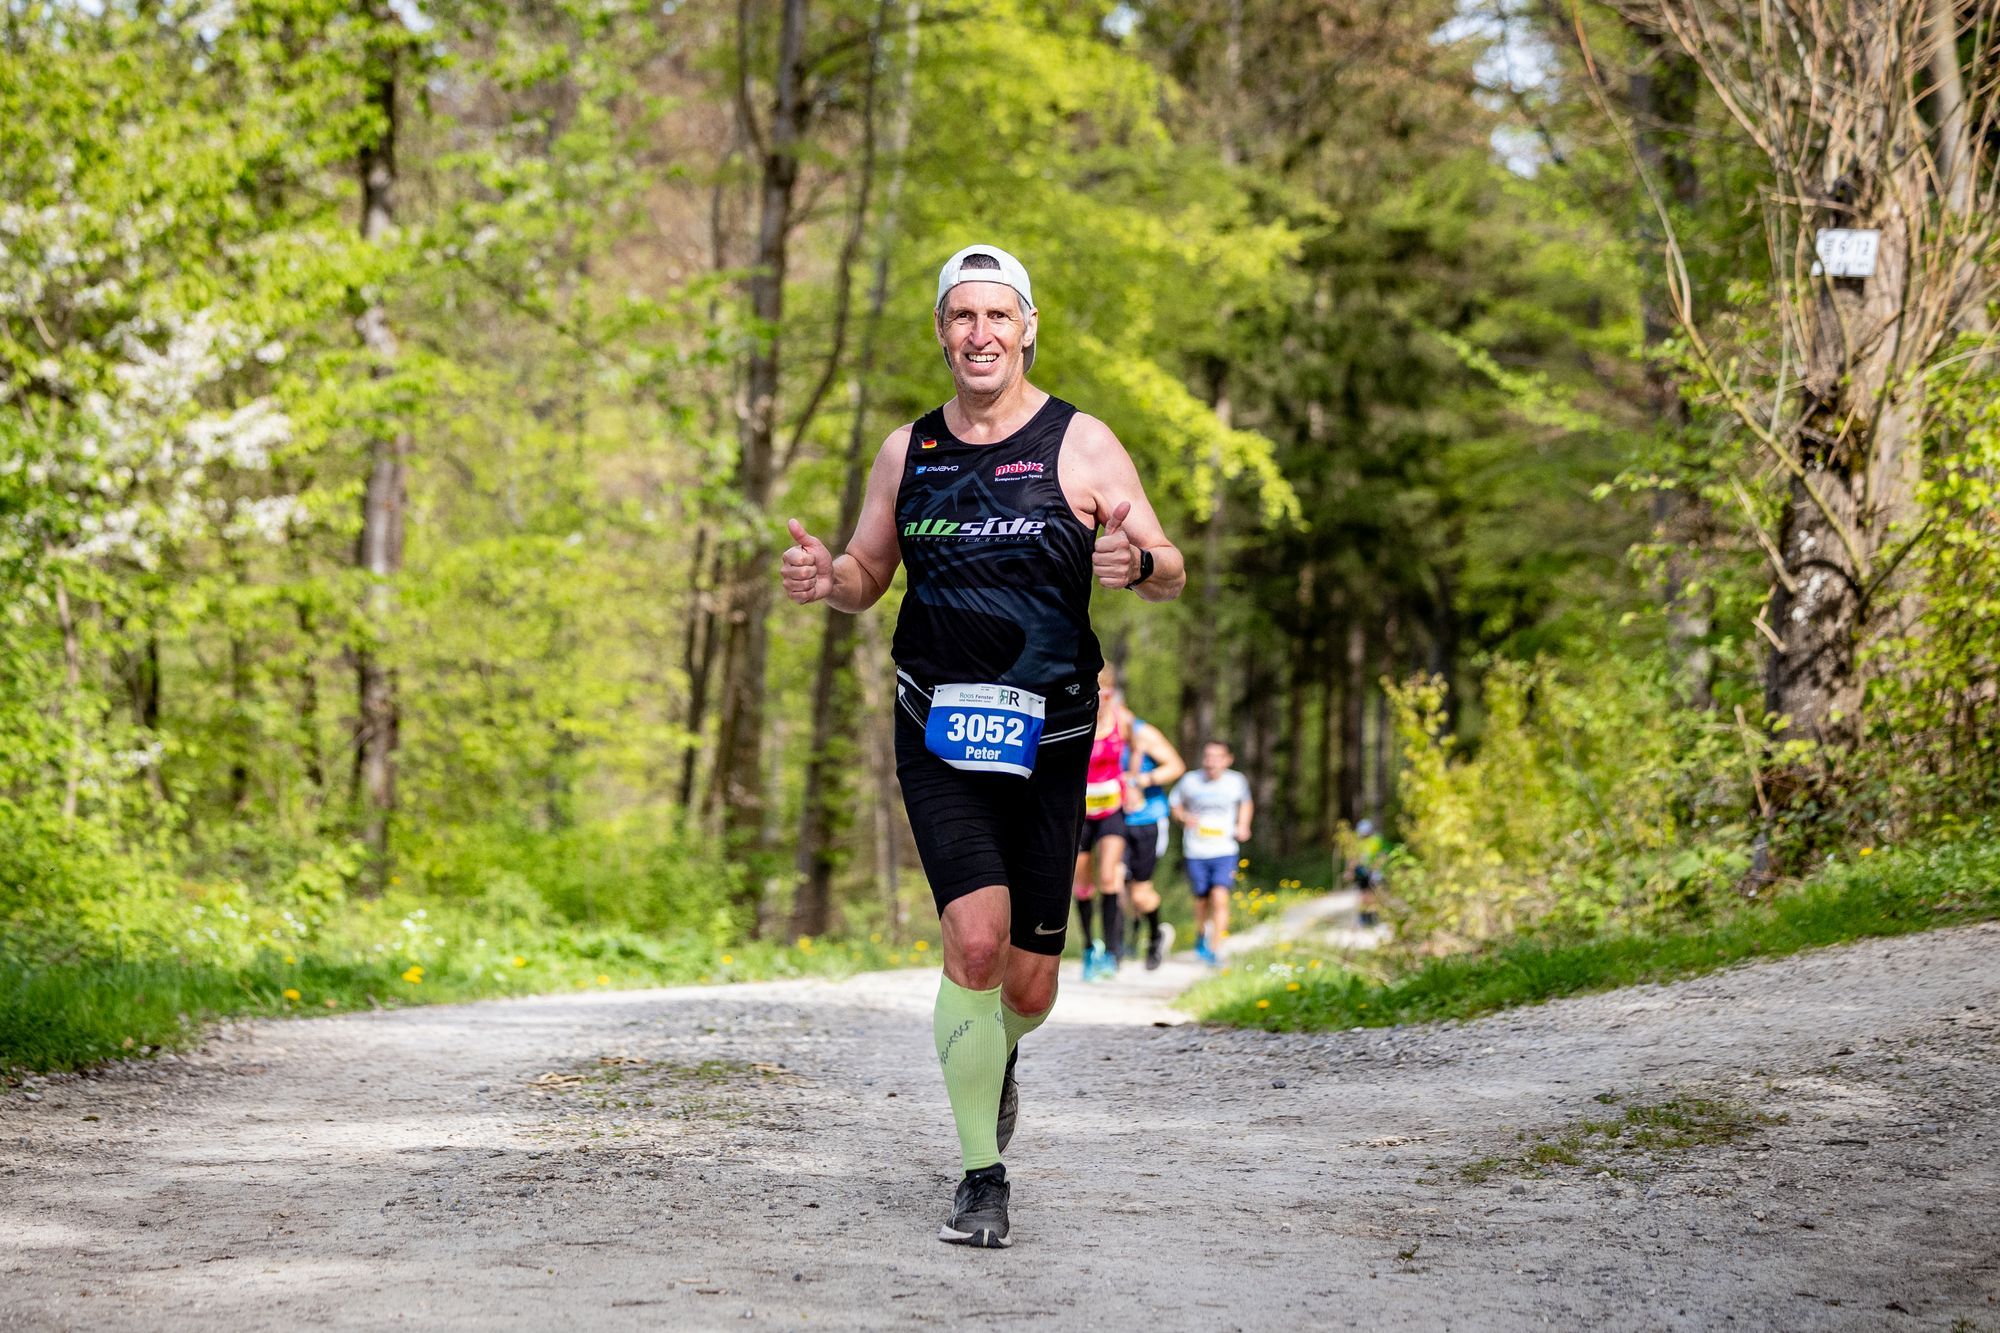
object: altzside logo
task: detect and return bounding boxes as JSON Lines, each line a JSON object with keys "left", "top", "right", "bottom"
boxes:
{"left": 902, "top": 516, "right": 1047, "bottom": 538}
{"left": 994, "top": 460, "right": 1044, "bottom": 479}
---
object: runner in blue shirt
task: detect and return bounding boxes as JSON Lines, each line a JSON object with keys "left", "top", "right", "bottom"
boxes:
{"left": 1122, "top": 716, "right": 1186, "bottom": 969}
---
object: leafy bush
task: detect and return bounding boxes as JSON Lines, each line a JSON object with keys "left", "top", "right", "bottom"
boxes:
{"left": 1386, "top": 656, "right": 1754, "bottom": 947}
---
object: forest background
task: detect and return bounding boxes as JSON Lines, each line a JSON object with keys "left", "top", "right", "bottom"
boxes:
{"left": 4, "top": 0, "right": 1997, "bottom": 1069}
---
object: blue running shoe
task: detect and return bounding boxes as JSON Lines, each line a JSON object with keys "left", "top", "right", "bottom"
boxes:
{"left": 1194, "top": 936, "right": 1217, "bottom": 966}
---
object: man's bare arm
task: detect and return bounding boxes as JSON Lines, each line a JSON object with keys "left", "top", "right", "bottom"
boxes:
{"left": 1129, "top": 723, "right": 1187, "bottom": 788}
{"left": 781, "top": 428, "right": 907, "bottom": 613}
{"left": 1061, "top": 414, "right": 1187, "bottom": 603}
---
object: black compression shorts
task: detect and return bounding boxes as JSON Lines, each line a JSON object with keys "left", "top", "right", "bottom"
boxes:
{"left": 894, "top": 675, "right": 1097, "bottom": 956}
{"left": 1079, "top": 810, "right": 1126, "bottom": 853}
{"left": 1124, "top": 820, "right": 1164, "bottom": 882}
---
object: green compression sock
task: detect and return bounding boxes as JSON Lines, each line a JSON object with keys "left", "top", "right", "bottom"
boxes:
{"left": 1002, "top": 997, "right": 1051, "bottom": 1053}
{"left": 934, "top": 976, "right": 1008, "bottom": 1172}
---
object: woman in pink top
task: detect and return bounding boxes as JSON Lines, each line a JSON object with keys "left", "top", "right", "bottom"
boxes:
{"left": 1073, "top": 662, "right": 1133, "bottom": 979}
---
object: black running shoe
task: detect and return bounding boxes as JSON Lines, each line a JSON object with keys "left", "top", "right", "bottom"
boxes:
{"left": 995, "top": 1046, "right": 1019, "bottom": 1153}
{"left": 938, "top": 1165, "right": 1011, "bottom": 1248}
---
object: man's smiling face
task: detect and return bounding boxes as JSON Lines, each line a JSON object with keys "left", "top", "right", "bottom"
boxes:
{"left": 936, "top": 280, "right": 1036, "bottom": 395}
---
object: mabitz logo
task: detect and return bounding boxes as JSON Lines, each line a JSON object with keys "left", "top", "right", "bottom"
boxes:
{"left": 914, "top": 464, "right": 959, "bottom": 474}
{"left": 902, "top": 516, "right": 1048, "bottom": 539}
{"left": 994, "top": 459, "right": 1044, "bottom": 481}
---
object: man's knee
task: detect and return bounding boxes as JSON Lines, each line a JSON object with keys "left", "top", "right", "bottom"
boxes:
{"left": 947, "top": 927, "right": 1008, "bottom": 985}
{"left": 1006, "top": 965, "right": 1059, "bottom": 1016}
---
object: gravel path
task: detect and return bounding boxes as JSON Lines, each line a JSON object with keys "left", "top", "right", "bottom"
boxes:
{"left": 4, "top": 923, "right": 1998, "bottom": 1331}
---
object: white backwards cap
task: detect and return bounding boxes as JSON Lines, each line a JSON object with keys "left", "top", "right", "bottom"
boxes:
{"left": 935, "top": 244, "right": 1037, "bottom": 372}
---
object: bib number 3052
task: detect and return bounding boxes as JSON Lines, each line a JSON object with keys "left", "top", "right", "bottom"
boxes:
{"left": 925, "top": 682, "right": 1046, "bottom": 778}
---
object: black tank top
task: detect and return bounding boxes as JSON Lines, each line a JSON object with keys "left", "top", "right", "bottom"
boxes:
{"left": 892, "top": 396, "right": 1104, "bottom": 690}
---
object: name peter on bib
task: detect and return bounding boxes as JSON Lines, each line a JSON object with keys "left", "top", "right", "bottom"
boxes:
{"left": 922, "top": 682, "right": 1047, "bottom": 778}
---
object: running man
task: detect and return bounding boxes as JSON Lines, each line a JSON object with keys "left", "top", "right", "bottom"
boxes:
{"left": 779, "top": 244, "right": 1184, "bottom": 1248}
{"left": 1074, "top": 663, "right": 1132, "bottom": 981}
{"left": 1122, "top": 710, "right": 1186, "bottom": 969}
{"left": 1352, "top": 817, "right": 1384, "bottom": 928}
{"left": 1170, "top": 740, "right": 1253, "bottom": 966}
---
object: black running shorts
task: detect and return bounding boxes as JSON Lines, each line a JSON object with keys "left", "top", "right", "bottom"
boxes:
{"left": 1124, "top": 820, "right": 1165, "bottom": 882}
{"left": 1078, "top": 809, "right": 1126, "bottom": 853}
{"left": 895, "top": 675, "right": 1097, "bottom": 956}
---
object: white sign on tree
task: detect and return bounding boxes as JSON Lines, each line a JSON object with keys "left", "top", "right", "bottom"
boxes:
{"left": 1814, "top": 229, "right": 1880, "bottom": 278}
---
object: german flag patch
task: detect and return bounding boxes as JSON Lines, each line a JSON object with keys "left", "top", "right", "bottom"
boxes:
{"left": 919, "top": 437, "right": 938, "bottom": 449}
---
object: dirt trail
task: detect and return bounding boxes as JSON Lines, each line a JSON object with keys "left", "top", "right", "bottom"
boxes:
{"left": 4, "top": 924, "right": 1999, "bottom": 1331}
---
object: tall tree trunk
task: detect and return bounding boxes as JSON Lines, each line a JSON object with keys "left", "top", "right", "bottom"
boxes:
{"left": 1277, "top": 631, "right": 1309, "bottom": 856}
{"left": 678, "top": 530, "right": 723, "bottom": 812}
{"left": 1317, "top": 652, "right": 1337, "bottom": 849}
{"left": 295, "top": 597, "right": 326, "bottom": 807}
{"left": 1338, "top": 619, "right": 1365, "bottom": 823}
{"left": 1766, "top": 19, "right": 1926, "bottom": 750}
{"left": 792, "top": 0, "right": 917, "bottom": 940}
{"left": 710, "top": 0, "right": 812, "bottom": 921}
{"left": 353, "top": 7, "right": 409, "bottom": 879}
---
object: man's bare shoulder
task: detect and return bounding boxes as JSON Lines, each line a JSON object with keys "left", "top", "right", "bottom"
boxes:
{"left": 1064, "top": 411, "right": 1126, "bottom": 456}
{"left": 880, "top": 423, "right": 915, "bottom": 459}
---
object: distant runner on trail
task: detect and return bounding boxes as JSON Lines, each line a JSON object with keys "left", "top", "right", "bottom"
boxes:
{"left": 1074, "top": 663, "right": 1132, "bottom": 982}
{"left": 1352, "top": 817, "right": 1384, "bottom": 929}
{"left": 780, "top": 244, "right": 1185, "bottom": 1249}
{"left": 1170, "top": 741, "right": 1253, "bottom": 966}
{"left": 1122, "top": 711, "right": 1187, "bottom": 969}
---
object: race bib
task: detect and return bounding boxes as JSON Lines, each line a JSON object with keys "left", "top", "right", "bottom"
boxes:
{"left": 924, "top": 683, "right": 1045, "bottom": 778}
{"left": 1198, "top": 821, "right": 1229, "bottom": 840}
{"left": 1084, "top": 779, "right": 1122, "bottom": 817}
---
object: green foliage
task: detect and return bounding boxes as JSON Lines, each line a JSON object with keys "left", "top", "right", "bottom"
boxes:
{"left": 1861, "top": 357, "right": 2000, "bottom": 821}
{"left": 1386, "top": 655, "right": 1753, "bottom": 945}
{"left": 1185, "top": 826, "right": 2000, "bottom": 1031}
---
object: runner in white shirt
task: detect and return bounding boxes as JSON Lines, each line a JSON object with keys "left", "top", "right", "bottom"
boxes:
{"left": 1169, "top": 741, "right": 1253, "bottom": 966}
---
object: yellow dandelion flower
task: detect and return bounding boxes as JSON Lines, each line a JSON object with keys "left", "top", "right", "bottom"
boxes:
{"left": 1287, "top": 983, "right": 1301, "bottom": 992}
{"left": 511, "top": 955, "right": 527, "bottom": 968}
{"left": 869, "top": 932, "right": 883, "bottom": 944}
{"left": 1256, "top": 999, "right": 1271, "bottom": 1009}
{"left": 1238, "top": 858, "right": 1249, "bottom": 868}
{"left": 889, "top": 953, "right": 903, "bottom": 965}
{"left": 1859, "top": 846, "right": 1874, "bottom": 856}
{"left": 282, "top": 988, "right": 302, "bottom": 1001}
{"left": 1309, "top": 959, "right": 1323, "bottom": 970}
{"left": 698, "top": 974, "right": 712, "bottom": 984}
{"left": 595, "top": 975, "right": 610, "bottom": 986}
{"left": 401, "top": 966, "right": 424, "bottom": 984}
{"left": 913, "top": 940, "right": 929, "bottom": 952}
{"left": 283, "top": 954, "right": 297, "bottom": 965}
{"left": 720, "top": 954, "right": 734, "bottom": 965}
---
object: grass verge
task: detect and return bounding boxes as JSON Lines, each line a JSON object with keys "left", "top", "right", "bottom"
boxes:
{"left": 1185, "top": 829, "right": 2000, "bottom": 1033}
{"left": 1, "top": 915, "right": 929, "bottom": 1075}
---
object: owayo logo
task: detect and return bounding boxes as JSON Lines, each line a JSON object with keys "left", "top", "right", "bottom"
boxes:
{"left": 914, "top": 464, "right": 959, "bottom": 474}
{"left": 902, "top": 516, "right": 1048, "bottom": 539}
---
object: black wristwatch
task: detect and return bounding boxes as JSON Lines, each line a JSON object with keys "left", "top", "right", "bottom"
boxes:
{"left": 1126, "top": 547, "right": 1154, "bottom": 589}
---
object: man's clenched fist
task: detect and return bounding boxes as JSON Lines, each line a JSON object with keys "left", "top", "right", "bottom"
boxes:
{"left": 781, "top": 517, "right": 833, "bottom": 605}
